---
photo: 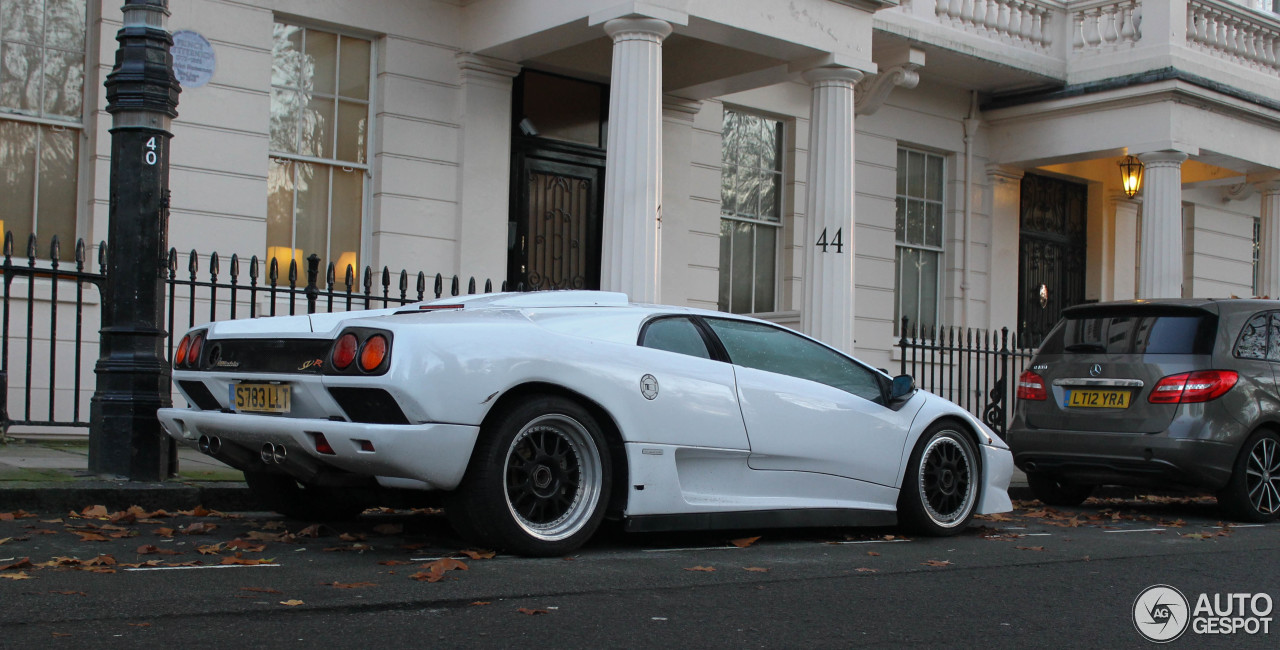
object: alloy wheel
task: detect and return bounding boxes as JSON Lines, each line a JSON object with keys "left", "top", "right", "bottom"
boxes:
{"left": 918, "top": 433, "right": 976, "bottom": 527}
{"left": 503, "top": 414, "right": 604, "bottom": 541}
{"left": 1246, "top": 437, "right": 1280, "bottom": 516}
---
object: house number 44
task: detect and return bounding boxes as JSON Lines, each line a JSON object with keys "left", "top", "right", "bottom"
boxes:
{"left": 815, "top": 227, "right": 843, "bottom": 253}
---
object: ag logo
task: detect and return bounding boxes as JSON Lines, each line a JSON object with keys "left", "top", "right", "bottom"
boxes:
{"left": 640, "top": 374, "right": 659, "bottom": 400}
{"left": 1133, "top": 584, "right": 1190, "bottom": 643}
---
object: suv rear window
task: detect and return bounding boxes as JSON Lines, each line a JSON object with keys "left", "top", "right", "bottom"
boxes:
{"left": 1039, "top": 311, "right": 1217, "bottom": 355}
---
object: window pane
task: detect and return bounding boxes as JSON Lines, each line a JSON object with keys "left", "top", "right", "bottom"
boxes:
{"left": 706, "top": 318, "right": 882, "bottom": 401}
{"left": 925, "top": 153, "right": 944, "bottom": 201}
{"left": 919, "top": 250, "right": 939, "bottom": 331}
{"left": 300, "top": 95, "right": 334, "bottom": 158}
{"left": 1, "top": 42, "right": 41, "bottom": 112}
{"left": 338, "top": 36, "right": 370, "bottom": 100}
{"left": 895, "top": 148, "right": 907, "bottom": 196}
{"left": 894, "top": 197, "right": 905, "bottom": 242}
{"left": 907, "top": 150, "right": 925, "bottom": 198}
{"left": 720, "top": 162, "right": 737, "bottom": 216}
{"left": 721, "top": 110, "right": 740, "bottom": 162}
{"left": 294, "top": 162, "right": 330, "bottom": 261}
{"left": 641, "top": 317, "right": 711, "bottom": 359}
{"left": 266, "top": 158, "right": 295, "bottom": 269}
{"left": 44, "top": 0, "right": 85, "bottom": 50}
{"left": 329, "top": 166, "right": 362, "bottom": 286}
{"left": 271, "top": 24, "right": 303, "bottom": 89}
{"left": 906, "top": 198, "right": 924, "bottom": 246}
{"left": 521, "top": 71, "right": 603, "bottom": 147}
{"left": 734, "top": 165, "right": 759, "bottom": 219}
{"left": 42, "top": 47, "right": 82, "bottom": 117}
{"left": 304, "top": 29, "right": 336, "bottom": 96}
{"left": 760, "top": 171, "right": 780, "bottom": 223}
{"left": 1, "top": 0, "right": 43, "bottom": 43}
{"left": 0, "top": 119, "right": 37, "bottom": 244}
{"left": 731, "top": 221, "right": 753, "bottom": 313}
{"left": 1269, "top": 314, "right": 1280, "bottom": 362}
{"left": 37, "top": 124, "right": 76, "bottom": 249}
{"left": 898, "top": 247, "right": 921, "bottom": 332}
{"left": 718, "top": 219, "right": 732, "bottom": 312}
{"left": 335, "top": 99, "right": 366, "bottom": 163}
{"left": 753, "top": 224, "right": 776, "bottom": 312}
{"left": 925, "top": 202, "right": 942, "bottom": 247}
{"left": 759, "top": 117, "right": 780, "bottom": 171}
{"left": 269, "top": 88, "right": 299, "bottom": 154}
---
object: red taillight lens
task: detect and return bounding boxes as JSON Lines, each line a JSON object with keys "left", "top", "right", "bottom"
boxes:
{"left": 1017, "top": 370, "right": 1048, "bottom": 401}
{"left": 359, "top": 334, "right": 388, "bottom": 372}
{"left": 1148, "top": 370, "right": 1238, "bottom": 404}
{"left": 186, "top": 333, "right": 205, "bottom": 368}
{"left": 311, "top": 432, "right": 336, "bottom": 455}
{"left": 332, "top": 333, "right": 359, "bottom": 370}
{"left": 174, "top": 334, "right": 191, "bottom": 367}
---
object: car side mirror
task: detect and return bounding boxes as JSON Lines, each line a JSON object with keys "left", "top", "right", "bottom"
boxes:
{"left": 890, "top": 374, "right": 916, "bottom": 402}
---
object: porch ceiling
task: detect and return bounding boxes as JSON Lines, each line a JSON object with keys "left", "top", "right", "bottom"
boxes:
{"left": 871, "top": 31, "right": 1060, "bottom": 95}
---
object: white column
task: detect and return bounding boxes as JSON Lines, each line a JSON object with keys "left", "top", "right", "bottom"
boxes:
{"left": 660, "top": 95, "right": 702, "bottom": 307}
{"left": 1256, "top": 175, "right": 1280, "bottom": 298}
{"left": 986, "top": 165, "right": 1023, "bottom": 332}
{"left": 1110, "top": 193, "right": 1140, "bottom": 301}
{"left": 600, "top": 18, "right": 671, "bottom": 303}
{"left": 456, "top": 54, "right": 520, "bottom": 284}
{"left": 801, "top": 66, "right": 862, "bottom": 354}
{"left": 1136, "top": 150, "right": 1188, "bottom": 298}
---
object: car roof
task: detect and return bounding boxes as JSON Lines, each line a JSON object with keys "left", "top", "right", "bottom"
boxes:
{"left": 1062, "top": 298, "right": 1280, "bottom": 318}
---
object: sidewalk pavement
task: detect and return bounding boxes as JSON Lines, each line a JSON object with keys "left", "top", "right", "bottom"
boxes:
{"left": 0, "top": 437, "right": 1032, "bottom": 514}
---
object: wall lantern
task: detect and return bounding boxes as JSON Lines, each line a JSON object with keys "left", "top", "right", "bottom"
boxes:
{"left": 1118, "top": 155, "right": 1144, "bottom": 198}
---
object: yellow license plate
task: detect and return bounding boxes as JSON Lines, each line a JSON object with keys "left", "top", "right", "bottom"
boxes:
{"left": 232, "top": 383, "right": 291, "bottom": 414}
{"left": 1067, "top": 389, "right": 1130, "bottom": 409}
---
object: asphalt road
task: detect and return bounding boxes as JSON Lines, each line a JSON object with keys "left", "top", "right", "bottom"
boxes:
{"left": 1, "top": 496, "right": 1276, "bottom": 649}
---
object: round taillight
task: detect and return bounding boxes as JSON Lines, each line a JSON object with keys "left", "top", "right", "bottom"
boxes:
{"left": 187, "top": 334, "right": 205, "bottom": 368}
{"left": 359, "top": 334, "right": 388, "bottom": 372}
{"left": 174, "top": 334, "right": 191, "bottom": 368}
{"left": 332, "top": 333, "right": 359, "bottom": 370}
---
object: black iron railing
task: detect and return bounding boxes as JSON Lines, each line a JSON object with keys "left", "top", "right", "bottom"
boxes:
{"left": 897, "top": 320, "right": 1038, "bottom": 435}
{"left": 1, "top": 235, "right": 507, "bottom": 434}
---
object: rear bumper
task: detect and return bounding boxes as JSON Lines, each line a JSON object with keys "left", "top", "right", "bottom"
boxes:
{"left": 157, "top": 408, "right": 480, "bottom": 491}
{"left": 1006, "top": 428, "right": 1237, "bottom": 491}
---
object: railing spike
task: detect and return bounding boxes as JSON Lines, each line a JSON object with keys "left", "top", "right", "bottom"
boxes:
{"left": 344, "top": 264, "right": 354, "bottom": 287}
{"left": 187, "top": 249, "right": 199, "bottom": 277}
{"left": 229, "top": 253, "right": 239, "bottom": 281}
{"left": 434, "top": 273, "right": 443, "bottom": 299}
{"left": 268, "top": 256, "right": 279, "bottom": 283}
{"left": 484, "top": 278, "right": 492, "bottom": 293}
{"left": 288, "top": 258, "right": 298, "bottom": 286}
{"left": 399, "top": 269, "right": 408, "bottom": 298}
{"left": 416, "top": 271, "right": 426, "bottom": 300}
{"left": 75, "top": 239, "right": 86, "bottom": 271}
{"left": 326, "top": 261, "right": 335, "bottom": 287}
{"left": 27, "top": 233, "right": 37, "bottom": 262}
{"left": 250, "top": 255, "right": 260, "bottom": 283}
{"left": 467, "top": 277, "right": 476, "bottom": 294}
{"left": 3, "top": 231, "right": 11, "bottom": 259}
{"left": 49, "top": 235, "right": 61, "bottom": 263}
{"left": 98, "top": 241, "right": 107, "bottom": 271}
{"left": 209, "top": 251, "right": 220, "bottom": 278}
{"left": 451, "top": 275, "right": 460, "bottom": 296}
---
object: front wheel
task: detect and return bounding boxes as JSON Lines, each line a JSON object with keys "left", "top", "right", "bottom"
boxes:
{"left": 898, "top": 422, "right": 979, "bottom": 536}
{"left": 446, "top": 395, "right": 611, "bottom": 556}
{"left": 1218, "top": 429, "right": 1280, "bottom": 523}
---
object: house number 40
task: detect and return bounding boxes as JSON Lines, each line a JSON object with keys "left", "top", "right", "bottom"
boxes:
{"left": 815, "top": 227, "right": 844, "bottom": 253}
{"left": 144, "top": 136, "right": 158, "bottom": 165}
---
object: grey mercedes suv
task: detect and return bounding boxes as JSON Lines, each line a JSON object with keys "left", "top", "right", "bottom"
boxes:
{"left": 1007, "top": 299, "right": 1280, "bottom": 522}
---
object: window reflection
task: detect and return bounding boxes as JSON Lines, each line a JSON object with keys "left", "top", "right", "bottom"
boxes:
{"left": 719, "top": 109, "right": 783, "bottom": 314}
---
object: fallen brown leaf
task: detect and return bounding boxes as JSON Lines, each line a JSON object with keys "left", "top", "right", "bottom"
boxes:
{"left": 196, "top": 543, "right": 225, "bottom": 555}
{"left": 0, "top": 572, "right": 33, "bottom": 580}
{"left": 73, "top": 532, "right": 110, "bottom": 542}
{"left": 517, "top": 607, "right": 550, "bottom": 616}
{"left": 85, "top": 555, "right": 117, "bottom": 567}
{"left": 325, "top": 581, "right": 377, "bottom": 589}
{"left": 226, "top": 539, "right": 267, "bottom": 552}
{"left": 220, "top": 553, "right": 274, "bottom": 566}
{"left": 730, "top": 536, "right": 761, "bottom": 548}
{"left": 49, "top": 590, "right": 87, "bottom": 596}
{"left": 1015, "top": 546, "right": 1046, "bottom": 552}
{"left": 377, "top": 560, "right": 414, "bottom": 566}
{"left": 410, "top": 558, "right": 469, "bottom": 582}
{"left": 922, "top": 560, "right": 953, "bottom": 567}
{"left": 80, "top": 505, "right": 109, "bottom": 519}
{"left": 338, "top": 532, "right": 366, "bottom": 542}
{"left": 279, "top": 600, "right": 304, "bottom": 607}
{"left": 136, "top": 545, "right": 181, "bottom": 556}
{"left": 154, "top": 528, "right": 175, "bottom": 538}
{"left": 855, "top": 567, "right": 878, "bottom": 573}
{"left": 323, "top": 543, "right": 372, "bottom": 553}
{"left": 180, "top": 522, "right": 217, "bottom": 535}
{"left": 0, "top": 558, "right": 32, "bottom": 571}
{"left": 457, "top": 549, "right": 496, "bottom": 560}
{"left": 470, "top": 601, "right": 491, "bottom": 606}
{"left": 867, "top": 551, "right": 881, "bottom": 557}
{"left": 683, "top": 566, "right": 715, "bottom": 572}
{"left": 743, "top": 567, "right": 769, "bottom": 573}
{"left": 0, "top": 537, "right": 11, "bottom": 546}
{"left": 295, "top": 524, "right": 326, "bottom": 538}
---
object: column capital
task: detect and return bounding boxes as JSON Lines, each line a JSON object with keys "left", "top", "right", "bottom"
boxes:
{"left": 802, "top": 65, "right": 865, "bottom": 86}
{"left": 1137, "top": 150, "right": 1189, "bottom": 167}
{"left": 603, "top": 17, "right": 672, "bottom": 42}
{"left": 1249, "top": 171, "right": 1280, "bottom": 195}
{"left": 986, "top": 164, "right": 1024, "bottom": 184}
{"left": 456, "top": 53, "right": 521, "bottom": 84}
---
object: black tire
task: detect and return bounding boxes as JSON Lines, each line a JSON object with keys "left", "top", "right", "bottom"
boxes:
{"left": 898, "top": 422, "right": 980, "bottom": 536}
{"left": 1217, "top": 429, "right": 1280, "bottom": 523}
{"left": 1026, "top": 472, "right": 1094, "bottom": 507}
{"left": 446, "top": 395, "right": 611, "bottom": 557}
{"left": 243, "top": 471, "right": 366, "bottom": 521}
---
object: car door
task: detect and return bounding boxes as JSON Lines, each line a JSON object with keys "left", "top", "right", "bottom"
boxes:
{"left": 701, "top": 317, "right": 921, "bottom": 487}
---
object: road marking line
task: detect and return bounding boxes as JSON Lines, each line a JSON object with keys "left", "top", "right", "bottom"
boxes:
{"left": 830, "top": 539, "right": 911, "bottom": 546}
{"left": 642, "top": 546, "right": 744, "bottom": 553}
{"left": 1023, "top": 533, "right": 1053, "bottom": 537}
{"left": 1226, "top": 524, "right": 1265, "bottom": 528}
{"left": 1104, "top": 528, "right": 1165, "bottom": 533}
{"left": 124, "top": 564, "right": 281, "bottom": 572}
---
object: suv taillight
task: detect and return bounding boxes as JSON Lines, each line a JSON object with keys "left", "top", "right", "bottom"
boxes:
{"left": 1148, "top": 370, "right": 1238, "bottom": 404}
{"left": 1017, "top": 370, "right": 1047, "bottom": 401}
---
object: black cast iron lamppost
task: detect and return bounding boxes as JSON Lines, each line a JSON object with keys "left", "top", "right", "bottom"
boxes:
{"left": 89, "top": 0, "right": 181, "bottom": 480}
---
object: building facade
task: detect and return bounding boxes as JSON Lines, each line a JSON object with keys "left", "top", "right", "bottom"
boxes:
{"left": 3, "top": 0, "right": 1280, "bottom": 431}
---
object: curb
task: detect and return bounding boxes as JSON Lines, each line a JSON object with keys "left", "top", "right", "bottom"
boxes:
{"left": 0, "top": 482, "right": 257, "bottom": 513}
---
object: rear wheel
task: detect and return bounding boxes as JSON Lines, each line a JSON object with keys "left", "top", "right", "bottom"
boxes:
{"left": 898, "top": 422, "right": 979, "bottom": 536}
{"left": 243, "top": 472, "right": 366, "bottom": 521}
{"left": 1026, "top": 472, "right": 1094, "bottom": 507}
{"left": 1218, "top": 429, "right": 1280, "bottom": 522}
{"left": 446, "top": 395, "right": 611, "bottom": 556}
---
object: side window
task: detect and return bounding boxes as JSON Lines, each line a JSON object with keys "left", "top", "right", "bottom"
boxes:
{"left": 1269, "top": 313, "right": 1280, "bottom": 362}
{"left": 704, "top": 318, "right": 883, "bottom": 402}
{"left": 640, "top": 317, "right": 712, "bottom": 360}
{"left": 1236, "top": 312, "right": 1268, "bottom": 360}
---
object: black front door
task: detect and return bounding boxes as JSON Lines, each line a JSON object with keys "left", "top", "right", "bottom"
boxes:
{"left": 508, "top": 149, "right": 603, "bottom": 290}
{"left": 1018, "top": 173, "right": 1088, "bottom": 345}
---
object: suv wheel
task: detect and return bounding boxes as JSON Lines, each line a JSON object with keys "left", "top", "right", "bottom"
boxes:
{"left": 1218, "top": 429, "right": 1280, "bottom": 522}
{"left": 1027, "top": 471, "right": 1094, "bottom": 507}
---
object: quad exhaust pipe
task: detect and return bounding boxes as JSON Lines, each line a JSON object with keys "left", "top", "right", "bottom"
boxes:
{"left": 197, "top": 435, "right": 222, "bottom": 455}
{"left": 260, "top": 442, "right": 289, "bottom": 465}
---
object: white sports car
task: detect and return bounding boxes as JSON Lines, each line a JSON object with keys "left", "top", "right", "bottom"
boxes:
{"left": 158, "top": 291, "right": 1013, "bottom": 555}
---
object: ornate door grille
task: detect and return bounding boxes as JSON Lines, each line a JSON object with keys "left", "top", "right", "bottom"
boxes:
{"left": 512, "top": 158, "right": 601, "bottom": 291}
{"left": 1018, "top": 173, "right": 1087, "bottom": 345}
